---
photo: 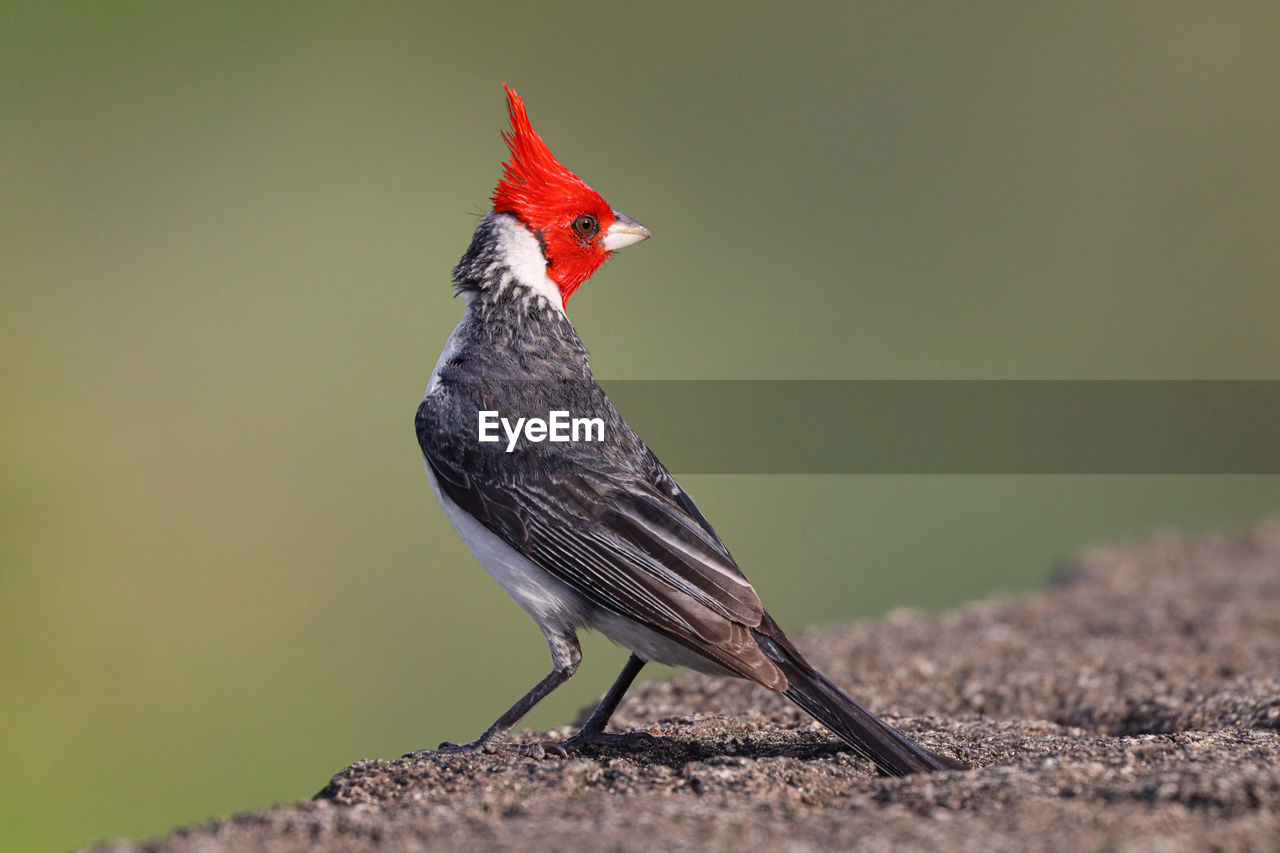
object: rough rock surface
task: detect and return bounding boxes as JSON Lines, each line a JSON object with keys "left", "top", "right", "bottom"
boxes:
{"left": 89, "top": 519, "right": 1280, "bottom": 852}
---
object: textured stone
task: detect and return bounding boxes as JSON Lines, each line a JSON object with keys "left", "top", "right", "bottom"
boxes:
{"left": 87, "top": 518, "right": 1280, "bottom": 852}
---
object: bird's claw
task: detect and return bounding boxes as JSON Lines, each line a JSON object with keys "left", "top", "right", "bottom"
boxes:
{"left": 404, "top": 739, "right": 559, "bottom": 760}
{"left": 405, "top": 729, "right": 660, "bottom": 761}
{"left": 542, "top": 742, "right": 570, "bottom": 758}
{"left": 402, "top": 740, "right": 508, "bottom": 759}
{"left": 556, "top": 728, "right": 660, "bottom": 755}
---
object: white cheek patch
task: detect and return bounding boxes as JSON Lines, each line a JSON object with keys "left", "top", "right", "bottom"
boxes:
{"left": 492, "top": 213, "right": 566, "bottom": 313}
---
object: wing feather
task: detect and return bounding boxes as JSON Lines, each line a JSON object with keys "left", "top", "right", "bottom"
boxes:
{"left": 417, "top": 394, "right": 783, "bottom": 688}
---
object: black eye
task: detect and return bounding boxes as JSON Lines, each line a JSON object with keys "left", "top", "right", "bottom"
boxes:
{"left": 571, "top": 214, "right": 599, "bottom": 239}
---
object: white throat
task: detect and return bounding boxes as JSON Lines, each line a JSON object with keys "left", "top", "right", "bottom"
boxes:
{"left": 491, "top": 213, "right": 565, "bottom": 314}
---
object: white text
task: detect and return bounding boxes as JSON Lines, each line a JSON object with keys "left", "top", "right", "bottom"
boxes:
{"left": 478, "top": 410, "right": 606, "bottom": 452}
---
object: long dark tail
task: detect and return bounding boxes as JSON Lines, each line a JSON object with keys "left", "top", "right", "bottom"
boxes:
{"left": 752, "top": 614, "right": 965, "bottom": 776}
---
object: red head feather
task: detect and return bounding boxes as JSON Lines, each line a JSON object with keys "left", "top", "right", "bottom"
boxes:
{"left": 491, "top": 85, "right": 619, "bottom": 304}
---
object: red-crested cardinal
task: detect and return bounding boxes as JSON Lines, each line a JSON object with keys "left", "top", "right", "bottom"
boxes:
{"left": 414, "top": 86, "right": 963, "bottom": 775}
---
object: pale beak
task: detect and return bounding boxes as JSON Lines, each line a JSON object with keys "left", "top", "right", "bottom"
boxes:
{"left": 602, "top": 212, "right": 652, "bottom": 251}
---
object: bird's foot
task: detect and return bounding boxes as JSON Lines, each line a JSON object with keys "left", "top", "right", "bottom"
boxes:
{"left": 551, "top": 727, "right": 660, "bottom": 757}
{"left": 404, "top": 738, "right": 558, "bottom": 759}
{"left": 405, "top": 729, "right": 660, "bottom": 761}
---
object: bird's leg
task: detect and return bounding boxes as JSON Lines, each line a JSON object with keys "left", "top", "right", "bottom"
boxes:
{"left": 417, "top": 634, "right": 581, "bottom": 759}
{"left": 553, "top": 653, "right": 657, "bottom": 755}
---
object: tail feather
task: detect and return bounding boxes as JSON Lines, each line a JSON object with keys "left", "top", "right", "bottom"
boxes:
{"left": 752, "top": 616, "right": 965, "bottom": 776}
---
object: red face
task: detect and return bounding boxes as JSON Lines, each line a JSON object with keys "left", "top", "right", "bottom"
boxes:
{"left": 513, "top": 192, "right": 618, "bottom": 303}
{"left": 490, "top": 86, "right": 621, "bottom": 305}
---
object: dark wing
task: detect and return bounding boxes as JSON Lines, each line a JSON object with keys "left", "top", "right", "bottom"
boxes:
{"left": 417, "top": 400, "right": 784, "bottom": 689}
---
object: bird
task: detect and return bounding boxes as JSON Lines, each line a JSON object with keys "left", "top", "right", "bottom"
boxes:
{"left": 414, "top": 85, "right": 963, "bottom": 776}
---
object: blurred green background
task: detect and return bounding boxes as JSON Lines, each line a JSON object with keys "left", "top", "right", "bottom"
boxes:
{"left": 3, "top": 2, "right": 1278, "bottom": 850}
